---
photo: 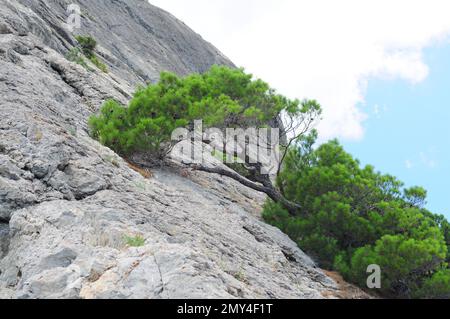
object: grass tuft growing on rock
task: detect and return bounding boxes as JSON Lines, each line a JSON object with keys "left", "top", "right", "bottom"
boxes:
{"left": 75, "top": 35, "right": 97, "bottom": 58}
{"left": 89, "top": 55, "right": 108, "bottom": 73}
{"left": 124, "top": 235, "right": 146, "bottom": 247}
{"left": 66, "top": 35, "right": 108, "bottom": 73}
{"left": 66, "top": 47, "right": 91, "bottom": 71}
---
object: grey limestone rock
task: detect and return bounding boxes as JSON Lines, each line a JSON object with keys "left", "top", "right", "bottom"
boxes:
{"left": 0, "top": 0, "right": 366, "bottom": 299}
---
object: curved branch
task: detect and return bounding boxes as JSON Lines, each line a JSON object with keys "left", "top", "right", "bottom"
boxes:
{"left": 188, "top": 164, "right": 303, "bottom": 216}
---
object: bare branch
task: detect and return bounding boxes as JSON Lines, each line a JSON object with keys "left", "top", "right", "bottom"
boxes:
{"left": 277, "top": 114, "right": 316, "bottom": 176}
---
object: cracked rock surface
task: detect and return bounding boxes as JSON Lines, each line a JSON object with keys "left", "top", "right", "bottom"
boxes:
{"left": 0, "top": 0, "right": 367, "bottom": 299}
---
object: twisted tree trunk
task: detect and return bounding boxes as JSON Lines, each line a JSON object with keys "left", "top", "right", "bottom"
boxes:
{"left": 189, "top": 164, "right": 302, "bottom": 216}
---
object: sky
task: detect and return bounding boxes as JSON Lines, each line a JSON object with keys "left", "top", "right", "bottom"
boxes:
{"left": 150, "top": 0, "right": 450, "bottom": 218}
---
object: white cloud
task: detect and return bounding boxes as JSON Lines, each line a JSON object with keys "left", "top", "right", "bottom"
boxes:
{"left": 406, "top": 149, "right": 439, "bottom": 169}
{"left": 405, "top": 160, "right": 414, "bottom": 169}
{"left": 420, "top": 151, "right": 438, "bottom": 168}
{"left": 373, "top": 104, "right": 381, "bottom": 119}
{"left": 373, "top": 104, "right": 388, "bottom": 119}
{"left": 150, "top": 0, "right": 450, "bottom": 140}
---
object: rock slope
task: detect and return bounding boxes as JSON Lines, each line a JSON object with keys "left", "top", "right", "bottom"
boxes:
{"left": 0, "top": 0, "right": 364, "bottom": 299}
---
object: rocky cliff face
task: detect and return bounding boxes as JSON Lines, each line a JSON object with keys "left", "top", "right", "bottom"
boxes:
{"left": 0, "top": 0, "right": 364, "bottom": 299}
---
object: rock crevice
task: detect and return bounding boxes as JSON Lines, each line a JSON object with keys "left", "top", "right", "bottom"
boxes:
{"left": 0, "top": 222, "right": 9, "bottom": 259}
